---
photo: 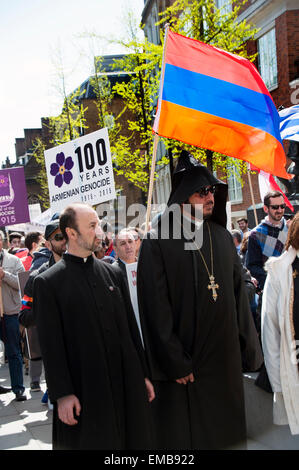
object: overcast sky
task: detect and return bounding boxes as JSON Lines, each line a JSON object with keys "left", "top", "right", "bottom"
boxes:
{"left": 0, "top": 0, "right": 144, "bottom": 165}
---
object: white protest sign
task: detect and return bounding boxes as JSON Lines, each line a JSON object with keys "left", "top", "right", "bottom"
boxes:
{"left": 126, "top": 262, "right": 144, "bottom": 347}
{"left": 45, "top": 128, "right": 116, "bottom": 214}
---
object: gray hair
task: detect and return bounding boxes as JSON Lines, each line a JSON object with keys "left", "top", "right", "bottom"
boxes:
{"left": 113, "top": 228, "right": 135, "bottom": 247}
{"left": 231, "top": 229, "right": 242, "bottom": 244}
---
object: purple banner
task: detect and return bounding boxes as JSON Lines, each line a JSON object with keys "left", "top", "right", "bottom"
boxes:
{"left": 0, "top": 167, "right": 30, "bottom": 225}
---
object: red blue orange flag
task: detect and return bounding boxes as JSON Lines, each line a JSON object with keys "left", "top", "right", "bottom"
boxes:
{"left": 153, "top": 29, "right": 290, "bottom": 179}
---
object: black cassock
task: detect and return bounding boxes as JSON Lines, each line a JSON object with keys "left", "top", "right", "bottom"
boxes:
{"left": 33, "top": 253, "right": 153, "bottom": 450}
{"left": 137, "top": 218, "right": 263, "bottom": 450}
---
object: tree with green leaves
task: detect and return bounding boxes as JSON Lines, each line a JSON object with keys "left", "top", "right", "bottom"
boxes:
{"left": 104, "top": 0, "right": 259, "bottom": 193}
{"left": 158, "top": 0, "right": 259, "bottom": 178}
{"left": 32, "top": 49, "right": 88, "bottom": 208}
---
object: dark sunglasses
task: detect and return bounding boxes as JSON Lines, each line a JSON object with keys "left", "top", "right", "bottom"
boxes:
{"left": 268, "top": 204, "right": 286, "bottom": 210}
{"left": 196, "top": 185, "right": 216, "bottom": 197}
{"left": 50, "top": 233, "right": 65, "bottom": 242}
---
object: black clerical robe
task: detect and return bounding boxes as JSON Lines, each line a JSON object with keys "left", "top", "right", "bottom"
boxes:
{"left": 33, "top": 253, "right": 153, "bottom": 450}
{"left": 137, "top": 219, "right": 263, "bottom": 450}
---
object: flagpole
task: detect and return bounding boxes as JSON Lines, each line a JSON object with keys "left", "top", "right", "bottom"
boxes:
{"left": 145, "top": 24, "right": 170, "bottom": 230}
{"left": 145, "top": 133, "right": 159, "bottom": 230}
{"left": 0, "top": 285, "right": 3, "bottom": 318}
{"left": 247, "top": 165, "right": 258, "bottom": 226}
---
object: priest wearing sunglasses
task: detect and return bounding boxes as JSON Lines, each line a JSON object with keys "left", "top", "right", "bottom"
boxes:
{"left": 137, "top": 151, "right": 262, "bottom": 450}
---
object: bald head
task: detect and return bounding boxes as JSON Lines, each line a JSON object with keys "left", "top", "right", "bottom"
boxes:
{"left": 60, "top": 203, "right": 103, "bottom": 257}
{"left": 60, "top": 203, "right": 94, "bottom": 241}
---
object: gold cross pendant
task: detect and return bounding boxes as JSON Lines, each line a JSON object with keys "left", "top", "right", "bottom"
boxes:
{"left": 208, "top": 275, "right": 219, "bottom": 302}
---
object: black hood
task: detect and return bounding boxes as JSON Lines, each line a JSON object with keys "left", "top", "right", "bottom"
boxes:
{"left": 167, "top": 151, "right": 228, "bottom": 228}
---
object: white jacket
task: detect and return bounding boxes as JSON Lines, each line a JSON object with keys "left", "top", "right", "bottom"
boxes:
{"left": 261, "top": 246, "right": 299, "bottom": 434}
{"left": 1, "top": 250, "right": 25, "bottom": 315}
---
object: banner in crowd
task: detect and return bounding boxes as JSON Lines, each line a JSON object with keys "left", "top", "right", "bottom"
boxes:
{"left": 0, "top": 167, "right": 30, "bottom": 226}
{"left": 153, "top": 28, "right": 290, "bottom": 179}
{"left": 126, "top": 262, "right": 144, "bottom": 346}
{"left": 45, "top": 128, "right": 116, "bottom": 214}
{"left": 258, "top": 170, "right": 294, "bottom": 212}
{"left": 279, "top": 105, "right": 299, "bottom": 142}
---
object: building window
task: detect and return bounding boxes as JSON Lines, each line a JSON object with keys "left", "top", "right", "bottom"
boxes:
{"left": 227, "top": 164, "right": 243, "bottom": 203}
{"left": 179, "top": 7, "right": 193, "bottom": 35}
{"left": 258, "top": 28, "right": 278, "bottom": 90}
{"left": 216, "top": 0, "right": 232, "bottom": 14}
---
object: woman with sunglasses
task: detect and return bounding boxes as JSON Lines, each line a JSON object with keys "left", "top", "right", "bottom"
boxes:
{"left": 261, "top": 212, "right": 299, "bottom": 435}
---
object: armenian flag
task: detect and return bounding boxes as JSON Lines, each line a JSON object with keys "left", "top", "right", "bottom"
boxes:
{"left": 153, "top": 29, "right": 290, "bottom": 179}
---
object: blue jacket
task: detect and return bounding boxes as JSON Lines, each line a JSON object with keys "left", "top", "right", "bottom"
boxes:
{"left": 246, "top": 217, "right": 288, "bottom": 290}
{"left": 30, "top": 248, "right": 52, "bottom": 271}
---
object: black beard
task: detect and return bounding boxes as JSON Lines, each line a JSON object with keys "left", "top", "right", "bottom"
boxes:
{"left": 189, "top": 204, "right": 212, "bottom": 220}
{"left": 51, "top": 246, "right": 65, "bottom": 257}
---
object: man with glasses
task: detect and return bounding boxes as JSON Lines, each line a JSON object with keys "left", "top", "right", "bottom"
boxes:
{"left": 137, "top": 151, "right": 262, "bottom": 450}
{"left": 247, "top": 191, "right": 288, "bottom": 303}
{"left": 19, "top": 220, "right": 66, "bottom": 394}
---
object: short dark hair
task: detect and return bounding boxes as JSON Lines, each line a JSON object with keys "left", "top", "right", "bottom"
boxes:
{"left": 237, "top": 217, "right": 247, "bottom": 224}
{"left": 59, "top": 206, "right": 79, "bottom": 242}
{"left": 24, "top": 232, "right": 42, "bottom": 251}
{"left": 9, "top": 232, "right": 22, "bottom": 243}
{"left": 264, "top": 190, "right": 284, "bottom": 207}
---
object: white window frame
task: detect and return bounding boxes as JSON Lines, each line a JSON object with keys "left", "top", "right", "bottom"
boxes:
{"left": 258, "top": 28, "right": 278, "bottom": 91}
{"left": 216, "top": 0, "right": 232, "bottom": 15}
{"left": 227, "top": 164, "right": 243, "bottom": 204}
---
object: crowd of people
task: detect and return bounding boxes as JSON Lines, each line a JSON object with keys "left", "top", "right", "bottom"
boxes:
{"left": 0, "top": 151, "right": 298, "bottom": 450}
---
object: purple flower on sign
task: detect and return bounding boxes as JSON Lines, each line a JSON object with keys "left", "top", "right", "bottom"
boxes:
{"left": 0, "top": 176, "right": 9, "bottom": 188}
{"left": 50, "top": 152, "right": 74, "bottom": 188}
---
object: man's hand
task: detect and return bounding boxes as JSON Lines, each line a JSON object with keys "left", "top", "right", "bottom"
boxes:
{"left": 144, "top": 378, "right": 155, "bottom": 403}
{"left": 176, "top": 373, "right": 195, "bottom": 385}
{"left": 0, "top": 268, "right": 5, "bottom": 281}
{"left": 57, "top": 394, "right": 81, "bottom": 426}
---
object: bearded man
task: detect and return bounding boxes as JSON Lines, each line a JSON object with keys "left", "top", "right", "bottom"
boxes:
{"left": 33, "top": 203, "right": 154, "bottom": 450}
{"left": 137, "top": 152, "right": 262, "bottom": 450}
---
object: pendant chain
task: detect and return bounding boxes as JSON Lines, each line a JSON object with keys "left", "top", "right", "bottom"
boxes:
{"left": 193, "top": 222, "right": 213, "bottom": 277}
{"left": 193, "top": 222, "right": 219, "bottom": 302}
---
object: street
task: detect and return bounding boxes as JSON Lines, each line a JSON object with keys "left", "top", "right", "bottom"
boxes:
{"left": 0, "top": 364, "right": 52, "bottom": 450}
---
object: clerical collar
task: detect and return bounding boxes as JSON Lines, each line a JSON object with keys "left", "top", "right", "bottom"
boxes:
{"left": 63, "top": 253, "right": 93, "bottom": 264}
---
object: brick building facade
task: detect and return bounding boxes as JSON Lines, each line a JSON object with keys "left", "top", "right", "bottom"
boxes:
{"left": 5, "top": 56, "right": 145, "bottom": 229}
{"left": 4, "top": 2, "right": 298, "bottom": 228}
